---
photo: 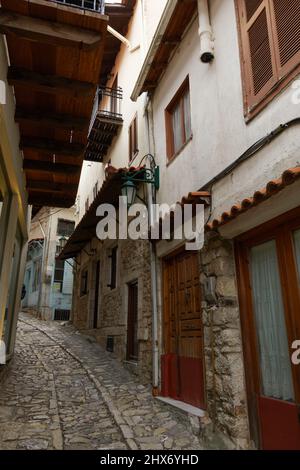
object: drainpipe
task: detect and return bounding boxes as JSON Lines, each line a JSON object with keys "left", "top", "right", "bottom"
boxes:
{"left": 145, "top": 95, "right": 159, "bottom": 395}
{"left": 197, "top": 0, "right": 214, "bottom": 63}
{"left": 37, "top": 220, "right": 46, "bottom": 319}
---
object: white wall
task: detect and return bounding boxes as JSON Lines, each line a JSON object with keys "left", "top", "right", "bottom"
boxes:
{"left": 76, "top": 0, "right": 167, "bottom": 222}
{"left": 151, "top": 0, "right": 300, "bottom": 222}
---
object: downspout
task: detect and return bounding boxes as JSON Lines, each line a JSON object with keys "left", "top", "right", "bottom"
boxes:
{"left": 37, "top": 220, "right": 46, "bottom": 319}
{"left": 197, "top": 0, "right": 214, "bottom": 63}
{"left": 145, "top": 94, "right": 159, "bottom": 395}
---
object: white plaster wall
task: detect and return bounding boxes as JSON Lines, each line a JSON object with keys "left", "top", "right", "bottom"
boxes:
{"left": 76, "top": 0, "right": 166, "bottom": 222}
{"left": 151, "top": 0, "right": 300, "bottom": 221}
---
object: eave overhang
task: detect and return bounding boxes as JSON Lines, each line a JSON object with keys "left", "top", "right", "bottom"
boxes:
{"left": 58, "top": 165, "right": 143, "bottom": 260}
{"left": 0, "top": 0, "right": 109, "bottom": 208}
{"left": 207, "top": 167, "right": 300, "bottom": 232}
{"left": 131, "top": 0, "right": 197, "bottom": 102}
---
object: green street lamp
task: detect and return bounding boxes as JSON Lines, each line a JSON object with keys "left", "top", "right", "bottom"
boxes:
{"left": 121, "top": 165, "right": 160, "bottom": 208}
{"left": 58, "top": 235, "right": 68, "bottom": 252}
{"left": 121, "top": 179, "right": 137, "bottom": 207}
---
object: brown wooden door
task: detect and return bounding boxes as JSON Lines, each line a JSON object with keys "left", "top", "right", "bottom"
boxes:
{"left": 127, "top": 281, "right": 139, "bottom": 362}
{"left": 236, "top": 209, "right": 300, "bottom": 449}
{"left": 162, "top": 249, "right": 205, "bottom": 409}
{"left": 93, "top": 261, "right": 100, "bottom": 329}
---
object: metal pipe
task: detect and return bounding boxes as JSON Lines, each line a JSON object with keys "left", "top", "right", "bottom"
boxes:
{"left": 145, "top": 97, "right": 159, "bottom": 394}
{"left": 107, "top": 25, "right": 131, "bottom": 49}
{"left": 36, "top": 220, "right": 46, "bottom": 318}
{"left": 197, "top": 0, "right": 214, "bottom": 63}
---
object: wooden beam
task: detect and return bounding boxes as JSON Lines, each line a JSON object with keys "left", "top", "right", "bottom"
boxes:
{"left": 23, "top": 159, "right": 81, "bottom": 175}
{"left": 15, "top": 108, "right": 89, "bottom": 132}
{"left": 20, "top": 137, "right": 85, "bottom": 157}
{"left": 8, "top": 66, "right": 96, "bottom": 98}
{"left": 0, "top": 11, "right": 103, "bottom": 50}
{"left": 26, "top": 180, "right": 78, "bottom": 193}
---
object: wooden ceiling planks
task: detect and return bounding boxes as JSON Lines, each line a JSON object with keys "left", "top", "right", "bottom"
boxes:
{"left": 1, "top": 0, "right": 108, "bottom": 207}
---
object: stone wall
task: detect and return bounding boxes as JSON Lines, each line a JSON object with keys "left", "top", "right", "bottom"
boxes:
{"left": 199, "top": 231, "right": 250, "bottom": 449}
{"left": 71, "top": 238, "right": 153, "bottom": 384}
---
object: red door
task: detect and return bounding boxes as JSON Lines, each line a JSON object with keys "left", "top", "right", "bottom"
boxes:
{"left": 161, "top": 250, "right": 205, "bottom": 409}
{"left": 236, "top": 210, "right": 300, "bottom": 449}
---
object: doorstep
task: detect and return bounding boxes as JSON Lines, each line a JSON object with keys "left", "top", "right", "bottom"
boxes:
{"left": 156, "top": 396, "right": 205, "bottom": 418}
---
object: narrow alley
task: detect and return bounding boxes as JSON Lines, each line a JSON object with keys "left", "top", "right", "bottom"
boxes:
{"left": 0, "top": 314, "right": 204, "bottom": 451}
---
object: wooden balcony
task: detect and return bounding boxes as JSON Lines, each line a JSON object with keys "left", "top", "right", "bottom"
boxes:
{"left": 84, "top": 86, "right": 123, "bottom": 163}
{"left": 0, "top": 0, "right": 108, "bottom": 208}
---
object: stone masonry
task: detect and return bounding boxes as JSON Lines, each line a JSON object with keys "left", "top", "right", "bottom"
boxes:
{"left": 199, "top": 231, "right": 251, "bottom": 449}
{"left": 72, "top": 238, "right": 153, "bottom": 384}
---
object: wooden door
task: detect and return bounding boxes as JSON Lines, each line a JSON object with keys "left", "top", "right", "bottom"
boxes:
{"left": 162, "top": 249, "right": 205, "bottom": 409}
{"left": 93, "top": 261, "right": 100, "bottom": 329}
{"left": 127, "top": 281, "right": 138, "bottom": 362}
{"left": 236, "top": 208, "right": 300, "bottom": 449}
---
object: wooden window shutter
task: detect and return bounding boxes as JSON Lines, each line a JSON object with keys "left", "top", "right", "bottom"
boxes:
{"left": 270, "top": 0, "right": 300, "bottom": 80}
{"left": 237, "top": 0, "right": 278, "bottom": 114}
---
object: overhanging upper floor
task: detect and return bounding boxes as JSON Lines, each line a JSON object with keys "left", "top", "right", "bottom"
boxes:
{"left": 0, "top": 0, "right": 108, "bottom": 208}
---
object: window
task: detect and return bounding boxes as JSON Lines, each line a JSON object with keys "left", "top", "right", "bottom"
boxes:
{"left": 108, "top": 247, "right": 117, "bottom": 290}
{"left": 110, "top": 75, "right": 118, "bottom": 115}
{"left": 93, "top": 182, "right": 99, "bottom": 200}
{"left": 235, "top": 208, "right": 300, "bottom": 448}
{"left": 236, "top": 0, "right": 300, "bottom": 119}
{"left": 165, "top": 77, "right": 192, "bottom": 161}
{"left": 129, "top": 115, "right": 138, "bottom": 162}
{"left": 53, "top": 259, "right": 65, "bottom": 293}
{"left": 80, "top": 269, "right": 89, "bottom": 297}
{"left": 127, "top": 281, "right": 139, "bottom": 361}
{"left": 57, "top": 219, "right": 75, "bottom": 237}
{"left": 85, "top": 198, "right": 90, "bottom": 213}
{"left": 32, "top": 259, "right": 41, "bottom": 292}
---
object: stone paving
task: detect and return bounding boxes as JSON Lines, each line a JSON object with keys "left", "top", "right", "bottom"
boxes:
{"left": 0, "top": 313, "right": 204, "bottom": 450}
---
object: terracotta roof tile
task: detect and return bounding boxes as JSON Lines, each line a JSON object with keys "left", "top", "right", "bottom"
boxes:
{"left": 207, "top": 166, "right": 300, "bottom": 231}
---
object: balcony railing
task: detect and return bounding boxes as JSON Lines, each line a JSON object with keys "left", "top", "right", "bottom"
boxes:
{"left": 85, "top": 86, "right": 123, "bottom": 162}
{"left": 90, "top": 86, "right": 123, "bottom": 132}
{"left": 53, "top": 0, "right": 105, "bottom": 14}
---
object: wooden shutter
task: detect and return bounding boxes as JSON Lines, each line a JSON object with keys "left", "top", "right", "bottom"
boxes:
{"left": 239, "top": 0, "right": 278, "bottom": 112}
{"left": 270, "top": 0, "right": 300, "bottom": 79}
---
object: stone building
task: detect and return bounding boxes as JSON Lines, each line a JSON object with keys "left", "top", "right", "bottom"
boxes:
{"left": 60, "top": 0, "right": 300, "bottom": 450}
{"left": 0, "top": 0, "right": 117, "bottom": 362}
{"left": 22, "top": 207, "right": 77, "bottom": 321}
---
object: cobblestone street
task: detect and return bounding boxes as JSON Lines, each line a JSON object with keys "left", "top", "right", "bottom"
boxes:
{"left": 0, "top": 313, "right": 204, "bottom": 451}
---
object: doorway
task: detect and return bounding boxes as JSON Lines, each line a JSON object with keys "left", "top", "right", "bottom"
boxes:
{"left": 162, "top": 249, "right": 205, "bottom": 409}
{"left": 93, "top": 260, "right": 101, "bottom": 329}
{"left": 236, "top": 208, "right": 300, "bottom": 449}
{"left": 127, "top": 281, "right": 138, "bottom": 362}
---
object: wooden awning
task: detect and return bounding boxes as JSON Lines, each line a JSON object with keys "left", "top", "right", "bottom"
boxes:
{"left": 0, "top": 0, "right": 109, "bottom": 208}
{"left": 59, "top": 165, "right": 143, "bottom": 260}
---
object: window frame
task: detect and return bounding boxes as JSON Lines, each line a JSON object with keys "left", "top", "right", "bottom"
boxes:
{"left": 32, "top": 259, "right": 41, "bottom": 293}
{"left": 129, "top": 114, "right": 138, "bottom": 163}
{"left": 235, "top": 206, "right": 300, "bottom": 446}
{"left": 165, "top": 76, "right": 192, "bottom": 162}
{"left": 56, "top": 219, "right": 75, "bottom": 237}
{"left": 108, "top": 246, "right": 118, "bottom": 290}
{"left": 53, "top": 259, "right": 65, "bottom": 293}
{"left": 80, "top": 268, "right": 89, "bottom": 297}
{"left": 235, "top": 0, "right": 300, "bottom": 121}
